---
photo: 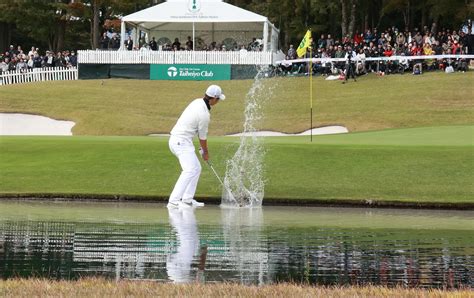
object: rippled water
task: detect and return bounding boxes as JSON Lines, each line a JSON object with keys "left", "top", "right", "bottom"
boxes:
{"left": 0, "top": 201, "right": 472, "bottom": 288}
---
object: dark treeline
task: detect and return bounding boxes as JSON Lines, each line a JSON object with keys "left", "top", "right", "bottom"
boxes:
{"left": 0, "top": 0, "right": 471, "bottom": 52}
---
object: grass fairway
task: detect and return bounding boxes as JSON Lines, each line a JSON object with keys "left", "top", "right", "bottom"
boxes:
{"left": 1, "top": 126, "right": 472, "bottom": 206}
{"left": 1, "top": 73, "right": 473, "bottom": 206}
{"left": 0, "top": 72, "right": 472, "bottom": 135}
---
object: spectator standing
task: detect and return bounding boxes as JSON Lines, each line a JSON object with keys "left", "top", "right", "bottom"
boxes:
{"left": 8, "top": 57, "right": 16, "bottom": 71}
{"left": 149, "top": 37, "right": 158, "bottom": 50}
{"left": 317, "top": 34, "right": 326, "bottom": 49}
{"left": 27, "top": 55, "right": 34, "bottom": 69}
{"left": 33, "top": 53, "right": 43, "bottom": 68}
{"left": 16, "top": 58, "right": 27, "bottom": 72}
{"left": 247, "top": 37, "right": 257, "bottom": 50}
{"left": 287, "top": 44, "right": 296, "bottom": 60}
{"left": 45, "top": 51, "right": 55, "bottom": 67}
{"left": 172, "top": 38, "right": 181, "bottom": 50}
{"left": 28, "top": 46, "right": 35, "bottom": 57}
{"left": 8, "top": 45, "right": 15, "bottom": 56}
{"left": 100, "top": 32, "right": 110, "bottom": 49}
{"left": 433, "top": 40, "right": 443, "bottom": 55}
{"left": 396, "top": 32, "right": 406, "bottom": 47}
{"left": 414, "top": 31, "right": 423, "bottom": 45}
{"left": 0, "top": 58, "right": 8, "bottom": 73}
{"left": 353, "top": 31, "right": 363, "bottom": 44}
{"left": 125, "top": 36, "right": 133, "bottom": 50}
{"left": 56, "top": 52, "right": 66, "bottom": 67}
{"left": 355, "top": 48, "right": 366, "bottom": 75}
{"left": 69, "top": 51, "right": 77, "bottom": 67}
{"left": 109, "top": 34, "right": 121, "bottom": 50}
{"left": 343, "top": 45, "right": 357, "bottom": 83}
{"left": 364, "top": 29, "right": 373, "bottom": 44}
{"left": 186, "top": 36, "right": 193, "bottom": 50}
{"left": 326, "top": 34, "right": 334, "bottom": 47}
{"left": 334, "top": 45, "right": 345, "bottom": 71}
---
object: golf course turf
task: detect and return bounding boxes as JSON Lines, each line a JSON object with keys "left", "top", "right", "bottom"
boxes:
{"left": 0, "top": 126, "right": 472, "bottom": 207}
{"left": 0, "top": 73, "right": 473, "bottom": 208}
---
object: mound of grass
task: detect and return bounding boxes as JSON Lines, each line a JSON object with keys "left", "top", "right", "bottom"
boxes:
{"left": 0, "top": 72, "right": 472, "bottom": 136}
{"left": 0, "top": 126, "right": 472, "bottom": 205}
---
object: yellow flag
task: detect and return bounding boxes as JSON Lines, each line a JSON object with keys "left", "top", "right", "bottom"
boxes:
{"left": 296, "top": 30, "right": 312, "bottom": 58}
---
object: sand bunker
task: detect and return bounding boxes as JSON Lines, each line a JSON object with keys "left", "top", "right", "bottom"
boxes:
{"left": 150, "top": 126, "right": 348, "bottom": 137}
{"left": 226, "top": 126, "right": 348, "bottom": 137}
{"left": 0, "top": 113, "right": 75, "bottom": 136}
{"left": 1, "top": 114, "right": 346, "bottom": 137}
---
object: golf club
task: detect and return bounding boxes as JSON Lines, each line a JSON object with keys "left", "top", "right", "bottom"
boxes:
{"left": 206, "top": 160, "right": 243, "bottom": 207}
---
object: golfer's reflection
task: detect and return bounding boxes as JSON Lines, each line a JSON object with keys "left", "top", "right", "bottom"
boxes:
{"left": 166, "top": 207, "right": 199, "bottom": 283}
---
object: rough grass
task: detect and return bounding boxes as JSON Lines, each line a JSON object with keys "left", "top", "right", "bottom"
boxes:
{"left": 0, "top": 278, "right": 471, "bottom": 297}
{"left": 0, "top": 126, "right": 472, "bottom": 204}
{"left": 0, "top": 72, "right": 472, "bottom": 136}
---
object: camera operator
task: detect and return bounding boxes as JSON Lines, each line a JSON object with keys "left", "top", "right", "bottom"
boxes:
{"left": 343, "top": 45, "right": 357, "bottom": 83}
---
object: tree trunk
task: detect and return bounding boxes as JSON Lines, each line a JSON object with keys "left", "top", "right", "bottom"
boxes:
{"left": 92, "top": 0, "right": 100, "bottom": 49}
{"left": 0, "top": 22, "right": 12, "bottom": 52}
{"left": 364, "top": 13, "right": 368, "bottom": 31}
{"left": 56, "top": 20, "right": 66, "bottom": 51}
{"left": 421, "top": 1, "right": 426, "bottom": 30}
{"left": 403, "top": 0, "right": 410, "bottom": 30}
{"left": 340, "top": 0, "right": 348, "bottom": 37}
{"left": 348, "top": 0, "right": 357, "bottom": 37}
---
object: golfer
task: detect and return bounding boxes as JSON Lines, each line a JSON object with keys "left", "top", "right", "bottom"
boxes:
{"left": 167, "top": 85, "right": 226, "bottom": 208}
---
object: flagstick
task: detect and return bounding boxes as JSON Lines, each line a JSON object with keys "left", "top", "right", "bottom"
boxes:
{"left": 309, "top": 47, "right": 313, "bottom": 142}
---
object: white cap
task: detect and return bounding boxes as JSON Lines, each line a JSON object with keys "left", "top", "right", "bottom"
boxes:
{"left": 205, "top": 85, "right": 226, "bottom": 100}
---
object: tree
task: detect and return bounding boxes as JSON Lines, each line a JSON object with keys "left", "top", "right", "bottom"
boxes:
{"left": 0, "top": 1, "right": 82, "bottom": 52}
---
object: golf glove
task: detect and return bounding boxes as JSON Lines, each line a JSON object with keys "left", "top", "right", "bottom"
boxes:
{"left": 199, "top": 147, "right": 204, "bottom": 157}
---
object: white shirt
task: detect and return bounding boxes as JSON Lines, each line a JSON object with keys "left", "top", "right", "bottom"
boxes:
{"left": 344, "top": 50, "right": 357, "bottom": 62}
{"left": 170, "top": 98, "right": 210, "bottom": 141}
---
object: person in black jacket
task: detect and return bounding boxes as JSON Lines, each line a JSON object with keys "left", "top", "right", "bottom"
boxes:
{"left": 149, "top": 37, "right": 158, "bottom": 51}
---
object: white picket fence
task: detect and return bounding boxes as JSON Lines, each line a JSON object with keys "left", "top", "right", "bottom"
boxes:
{"left": 77, "top": 50, "right": 273, "bottom": 65}
{"left": 0, "top": 67, "right": 78, "bottom": 86}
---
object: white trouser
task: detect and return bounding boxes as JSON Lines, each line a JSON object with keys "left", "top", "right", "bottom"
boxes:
{"left": 169, "top": 136, "right": 202, "bottom": 204}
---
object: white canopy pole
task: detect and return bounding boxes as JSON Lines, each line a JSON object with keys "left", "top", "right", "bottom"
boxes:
{"left": 263, "top": 20, "right": 269, "bottom": 52}
{"left": 212, "top": 23, "right": 215, "bottom": 45}
{"left": 193, "top": 22, "right": 195, "bottom": 50}
{"left": 120, "top": 20, "right": 126, "bottom": 50}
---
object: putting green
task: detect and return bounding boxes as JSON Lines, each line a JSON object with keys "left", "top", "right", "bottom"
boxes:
{"left": 0, "top": 126, "right": 472, "bottom": 206}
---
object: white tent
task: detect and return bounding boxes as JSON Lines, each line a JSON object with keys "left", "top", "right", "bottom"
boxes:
{"left": 120, "top": 0, "right": 279, "bottom": 52}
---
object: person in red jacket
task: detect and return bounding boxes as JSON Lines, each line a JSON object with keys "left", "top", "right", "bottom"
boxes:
{"left": 382, "top": 45, "right": 394, "bottom": 73}
{"left": 383, "top": 45, "right": 394, "bottom": 57}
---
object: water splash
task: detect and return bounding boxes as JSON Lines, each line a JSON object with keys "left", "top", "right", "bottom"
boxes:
{"left": 222, "top": 67, "right": 273, "bottom": 207}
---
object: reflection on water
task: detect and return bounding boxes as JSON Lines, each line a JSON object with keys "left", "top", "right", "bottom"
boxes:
{"left": 0, "top": 204, "right": 472, "bottom": 288}
{"left": 167, "top": 208, "right": 199, "bottom": 283}
{"left": 219, "top": 207, "right": 267, "bottom": 285}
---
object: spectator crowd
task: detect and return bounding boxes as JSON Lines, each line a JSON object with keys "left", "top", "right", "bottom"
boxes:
{"left": 4, "top": 22, "right": 472, "bottom": 77}
{"left": 0, "top": 45, "right": 77, "bottom": 74}
{"left": 281, "top": 21, "right": 473, "bottom": 77}
{"left": 99, "top": 31, "right": 263, "bottom": 52}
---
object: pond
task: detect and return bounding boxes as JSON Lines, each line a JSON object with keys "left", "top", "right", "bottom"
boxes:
{"left": 0, "top": 201, "right": 472, "bottom": 288}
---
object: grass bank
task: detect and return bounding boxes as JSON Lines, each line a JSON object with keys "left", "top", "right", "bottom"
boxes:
{"left": 0, "top": 72, "right": 472, "bottom": 135}
{"left": 0, "top": 278, "right": 471, "bottom": 297}
{"left": 1, "top": 126, "right": 472, "bottom": 207}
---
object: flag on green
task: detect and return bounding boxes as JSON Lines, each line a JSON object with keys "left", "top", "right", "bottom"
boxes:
{"left": 297, "top": 30, "right": 312, "bottom": 58}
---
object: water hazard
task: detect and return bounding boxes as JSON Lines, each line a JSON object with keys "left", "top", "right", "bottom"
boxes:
{"left": 0, "top": 201, "right": 472, "bottom": 288}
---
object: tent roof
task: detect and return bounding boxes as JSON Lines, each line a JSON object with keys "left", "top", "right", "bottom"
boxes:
{"left": 122, "top": 0, "right": 270, "bottom": 26}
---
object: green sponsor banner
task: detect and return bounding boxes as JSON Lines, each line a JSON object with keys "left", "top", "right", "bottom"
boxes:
{"left": 150, "top": 64, "right": 231, "bottom": 81}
